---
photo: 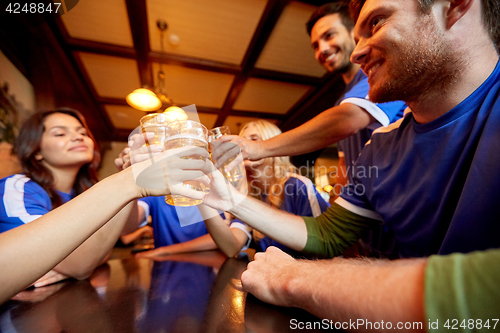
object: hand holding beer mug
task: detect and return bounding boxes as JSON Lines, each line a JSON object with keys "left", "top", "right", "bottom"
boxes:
{"left": 208, "top": 126, "right": 244, "bottom": 186}
{"left": 124, "top": 130, "right": 209, "bottom": 203}
{"left": 140, "top": 113, "right": 170, "bottom": 146}
{"left": 164, "top": 120, "right": 209, "bottom": 206}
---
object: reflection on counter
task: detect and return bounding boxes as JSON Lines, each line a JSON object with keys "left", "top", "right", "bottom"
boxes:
{"left": 0, "top": 251, "right": 328, "bottom": 333}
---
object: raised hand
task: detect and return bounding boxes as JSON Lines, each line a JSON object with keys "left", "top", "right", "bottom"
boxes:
{"left": 211, "top": 135, "right": 262, "bottom": 167}
{"left": 132, "top": 146, "right": 212, "bottom": 199}
{"left": 114, "top": 133, "right": 164, "bottom": 170}
{"left": 200, "top": 164, "right": 246, "bottom": 212}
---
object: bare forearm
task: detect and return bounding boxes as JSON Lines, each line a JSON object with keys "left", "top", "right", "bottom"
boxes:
{"left": 0, "top": 169, "right": 139, "bottom": 303}
{"left": 53, "top": 200, "right": 139, "bottom": 279}
{"left": 205, "top": 219, "right": 243, "bottom": 257}
{"left": 157, "top": 233, "right": 218, "bottom": 255}
{"left": 137, "top": 233, "right": 218, "bottom": 259}
{"left": 199, "top": 205, "right": 244, "bottom": 257}
{"left": 228, "top": 196, "right": 308, "bottom": 251}
{"left": 260, "top": 105, "right": 368, "bottom": 158}
{"left": 289, "top": 258, "right": 426, "bottom": 331}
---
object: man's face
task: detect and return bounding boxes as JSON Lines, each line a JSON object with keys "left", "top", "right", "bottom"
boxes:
{"left": 350, "top": 0, "right": 459, "bottom": 103}
{"left": 310, "top": 13, "right": 356, "bottom": 73}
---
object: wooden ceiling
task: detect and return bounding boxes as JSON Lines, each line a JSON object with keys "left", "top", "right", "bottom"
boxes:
{"left": 0, "top": 0, "right": 344, "bottom": 144}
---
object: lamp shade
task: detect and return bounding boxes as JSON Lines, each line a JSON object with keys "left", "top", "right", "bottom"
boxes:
{"left": 126, "top": 88, "right": 162, "bottom": 111}
{"left": 163, "top": 106, "right": 188, "bottom": 121}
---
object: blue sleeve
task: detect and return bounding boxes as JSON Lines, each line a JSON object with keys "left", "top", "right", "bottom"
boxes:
{"left": 338, "top": 144, "right": 382, "bottom": 219}
{"left": 283, "top": 176, "right": 330, "bottom": 217}
{"left": 0, "top": 176, "right": 52, "bottom": 233}
{"left": 137, "top": 196, "right": 155, "bottom": 224}
{"left": 138, "top": 196, "right": 154, "bottom": 206}
{"left": 342, "top": 77, "right": 370, "bottom": 100}
{"left": 341, "top": 77, "right": 406, "bottom": 127}
{"left": 229, "top": 219, "right": 245, "bottom": 227}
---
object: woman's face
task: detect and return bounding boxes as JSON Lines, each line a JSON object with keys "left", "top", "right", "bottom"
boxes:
{"left": 35, "top": 113, "right": 94, "bottom": 170}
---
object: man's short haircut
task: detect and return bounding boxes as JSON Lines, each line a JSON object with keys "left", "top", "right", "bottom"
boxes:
{"left": 349, "top": 0, "right": 499, "bottom": 49}
{"left": 306, "top": 1, "right": 354, "bottom": 36}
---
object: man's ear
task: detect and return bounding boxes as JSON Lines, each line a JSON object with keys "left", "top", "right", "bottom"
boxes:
{"left": 444, "top": 0, "right": 474, "bottom": 29}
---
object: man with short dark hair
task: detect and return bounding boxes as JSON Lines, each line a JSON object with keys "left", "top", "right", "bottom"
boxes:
{"left": 216, "top": 1, "right": 406, "bottom": 258}
{"left": 217, "top": 2, "right": 405, "bottom": 188}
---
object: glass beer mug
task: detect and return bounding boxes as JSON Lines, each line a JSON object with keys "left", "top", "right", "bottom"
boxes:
{"left": 208, "top": 126, "right": 243, "bottom": 186}
{"left": 139, "top": 113, "right": 170, "bottom": 146}
{"left": 163, "top": 120, "right": 209, "bottom": 206}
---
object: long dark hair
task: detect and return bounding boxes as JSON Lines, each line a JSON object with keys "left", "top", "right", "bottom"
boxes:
{"left": 13, "top": 108, "right": 101, "bottom": 209}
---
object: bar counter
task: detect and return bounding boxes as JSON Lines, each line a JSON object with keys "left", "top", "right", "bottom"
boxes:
{"left": 0, "top": 251, "right": 334, "bottom": 332}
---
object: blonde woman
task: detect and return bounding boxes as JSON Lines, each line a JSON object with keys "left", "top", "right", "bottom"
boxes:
{"left": 201, "top": 120, "right": 329, "bottom": 257}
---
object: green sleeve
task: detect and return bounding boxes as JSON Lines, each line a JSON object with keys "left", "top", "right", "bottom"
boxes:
{"left": 302, "top": 202, "right": 380, "bottom": 258}
{"left": 426, "top": 248, "right": 500, "bottom": 332}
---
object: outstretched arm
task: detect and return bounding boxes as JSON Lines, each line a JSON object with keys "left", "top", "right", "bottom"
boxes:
{"left": 241, "top": 247, "right": 426, "bottom": 331}
{"left": 0, "top": 169, "right": 140, "bottom": 303}
{"left": 0, "top": 146, "right": 210, "bottom": 304}
{"left": 201, "top": 169, "right": 375, "bottom": 257}
{"left": 200, "top": 174, "right": 309, "bottom": 252}
{"left": 50, "top": 199, "right": 139, "bottom": 280}
{"left": 215, "top": 103, "right": 373, "bottom": 161}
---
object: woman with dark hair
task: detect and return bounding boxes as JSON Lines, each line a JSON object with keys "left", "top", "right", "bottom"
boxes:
{"left": 0, "top": 128, "right": 208, "bottom": 303}
{"left": 13, "top": 108, "right": 101, "bottom": 210}
{"left": 0, "top": 108, "right": 140, "bottom": 287}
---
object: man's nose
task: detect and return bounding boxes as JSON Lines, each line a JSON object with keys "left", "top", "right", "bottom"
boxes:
{"left": 350, "top": 39, "right": 369, "bottom": 65}
{"left": 318, "top": 39, "right": 330, "bottom": 54}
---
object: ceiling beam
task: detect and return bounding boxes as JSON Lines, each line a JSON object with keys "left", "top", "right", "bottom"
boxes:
{"left": 215, "top": 0, "right": 291, "bottom": 127}
{"left": 250, "top": 68, "right": 322, "bottom": 86}
{"left": 67, "top": 38, "right": 137, "bottom": 59}
{"left": 125, "top": 0, "right": 153, "bottom": 87}
{"left": 228, "top": 110, "right": 285, "bottom": 120}
{"left": 280, "top": 73, "right": 344, "bottom": 132}
{"left": 149, "top": 51, "right": 240, "bottom": 76}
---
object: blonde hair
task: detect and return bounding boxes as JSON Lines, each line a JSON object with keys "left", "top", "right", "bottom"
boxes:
{"left": 239, "top": 120, "right": 297, "bottom": 209}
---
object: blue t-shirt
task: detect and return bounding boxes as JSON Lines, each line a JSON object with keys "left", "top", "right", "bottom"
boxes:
{"left": 337, "top": 69, "right": 406, "bottom": 178}
{"left": 231, "top": 174, "right": 330, "bottom": 257}
{"left": 138, "top": 197, "right": 209, "bottom": 248}
{"left": 0, "top": 174, "right": 73, "bottom": 233}
{"left": 338, "top": 61, "right": 500, "bottom": 258}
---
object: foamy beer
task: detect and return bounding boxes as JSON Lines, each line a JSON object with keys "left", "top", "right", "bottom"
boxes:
{"left": 164, "top": 120, "right": 209, "bottom": 206}
{"left": 140, "top": 113, "right": 169, "bottom": 146}
{"left": 208, "top": 126, "right": 243, "bottom": 185}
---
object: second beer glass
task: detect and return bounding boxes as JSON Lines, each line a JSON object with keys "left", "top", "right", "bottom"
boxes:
{"left": 208, "top": 126, "right": 243, "bottom": 186}
{"left": 164, "top": 120, "right": 209, "bottom": 206}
